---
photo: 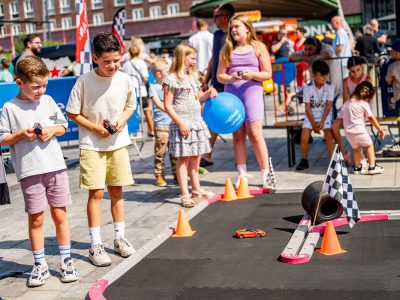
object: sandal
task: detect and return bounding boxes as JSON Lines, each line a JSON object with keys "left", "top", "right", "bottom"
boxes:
{"left": 192, "top": 189, "right": 215, "bottom": 199}
{"left": 180, "top": 195, "right": 196, "bottom": 208}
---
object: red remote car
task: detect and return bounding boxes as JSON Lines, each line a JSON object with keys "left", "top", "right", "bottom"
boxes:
{"left": 235, "top": 228, "right": 266, "bottom": 239}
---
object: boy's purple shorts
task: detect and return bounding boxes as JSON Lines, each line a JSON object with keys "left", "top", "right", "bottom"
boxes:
{"left": 20, "top": 170, "right": 72, "bottom": 214}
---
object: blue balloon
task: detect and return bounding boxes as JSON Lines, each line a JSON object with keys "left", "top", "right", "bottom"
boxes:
{"left": 203, "top": 92, "right": 245, "bottom": 134}
{"left": 272, "top": 57, "right": 296, "bottom": 85}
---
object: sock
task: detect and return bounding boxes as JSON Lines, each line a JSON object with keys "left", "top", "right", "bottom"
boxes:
{"left": 237, "top": 164, "right": 247, "bottom": 175}
{"left": 261, "top": 169, "right": 269, "bottom": 181}
{"left": 114, "top": 221, "right": 125, "bottom": 239}
{"left": 89, "top": 227, "right": 102, "bottom": 247}
{"left": 32, "top": 249, "right": 46, "bottom": 265}
{"left": 59, "top": 244, "right": 71, "bottom": 266}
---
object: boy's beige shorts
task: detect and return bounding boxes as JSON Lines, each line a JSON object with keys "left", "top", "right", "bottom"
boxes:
{"left": 79, "top": 147, "right": 133, "bottom": 189}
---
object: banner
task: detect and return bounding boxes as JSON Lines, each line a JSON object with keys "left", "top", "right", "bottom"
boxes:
{"left": 112, "top": 7, "right": 126, "bottom": 53}
{"left": 75, "top": 0, "right": 92, "bottom": 76}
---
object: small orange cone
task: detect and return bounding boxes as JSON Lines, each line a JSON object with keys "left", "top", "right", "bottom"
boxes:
{"left": 236, "top": 176, "right": 254, "bottom": 199}
{"left": 316, "top": 221, "right": 347, "bottom": 255}
{"left": 172, "top": 208, "right": 196, "bottom": 237}
{"left": 221, "top": 178, "right": 238, "bottom": 201}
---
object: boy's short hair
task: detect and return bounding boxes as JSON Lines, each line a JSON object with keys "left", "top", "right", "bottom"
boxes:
{"left": 347, "top": 56, "right": 364, "bottom": 69}
{"left": 390, "top": 38, "right": 400, "bottom": 53}
{"left": 312, "top": 60, "right": 329, "bottom": 75}
{"left": 93, "top": 32, "right": 121, "bottom": 57}
{"left": 128, "top": 45, "right": 140, "bottom": 58}
{"left": 216, "top": 3, "right": 235, "bottom": 18}
{"left": 1, "top": 58, "right": 10, "bottom": 69}
{"left": 16, "top": 56, "right": 49, "bottom": 82}
{"left": 150, "top": 58, "right": 169, "bottom": 74}
{"left": 23, "top": 33, "right": 40, "bottom": 48}
{"left": 196, "top": 19, "right": 208, "bottom": 29}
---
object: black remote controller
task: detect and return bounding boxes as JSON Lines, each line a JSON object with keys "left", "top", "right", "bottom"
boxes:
{"left": 103, "top": 119, "right": 117, "bottom": 135}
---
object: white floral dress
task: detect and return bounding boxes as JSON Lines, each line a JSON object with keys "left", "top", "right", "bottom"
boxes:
{"left": 162, "top": 73, "right": 211, "bottom": 157}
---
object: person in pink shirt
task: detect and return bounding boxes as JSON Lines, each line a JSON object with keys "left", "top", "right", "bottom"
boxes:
{"left": 341, "top": 81, "right": 385, "bottom": 175}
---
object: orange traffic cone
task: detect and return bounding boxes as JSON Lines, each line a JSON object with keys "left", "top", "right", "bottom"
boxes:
{"left": 172, "top": 208, "right": 196, "bottom": 237}
{"left": 316, "top": 221, "right": 347, "bottom": 255}
{"left": 236, "top": 175, "right": 254, "bottom": 199}
{"left": 221, "top": 178, "right": 238, "bottom": 201}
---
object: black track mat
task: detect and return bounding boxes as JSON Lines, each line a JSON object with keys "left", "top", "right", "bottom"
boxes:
{"left": 104, "top": 191, "right": 400, "bottom": 300}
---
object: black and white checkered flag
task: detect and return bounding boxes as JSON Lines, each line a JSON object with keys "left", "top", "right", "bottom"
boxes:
{"left": 268, "top": 157, "right": 276, "bottom": 188}
{"left": 75, "top": 0, "right": 92, "bottom": 76}
{"left": 322, "top": 145, "right": 360, "bottom": 228}
{"left": 112, "top": 7, "right": 126, "bottom": 53}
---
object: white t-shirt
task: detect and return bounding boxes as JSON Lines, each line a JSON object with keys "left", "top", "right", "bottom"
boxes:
{"left": 66, "top": 69, "right": 136, "bottom": 151}
{"left": 121, "top": 58, "right": 149, "bottom": 97}
{"left": 189, "top": 30, "right": 214, "bottom": 73}
{"left": 303, "top": 81, "right": 334, "bottom": 121}
{"left": 0, "top": 95, "right": 67, "bottom": 181}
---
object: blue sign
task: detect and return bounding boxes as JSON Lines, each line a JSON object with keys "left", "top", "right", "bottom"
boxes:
{"left": 272, "top": 57, "right": 296, "bottom": 85}
{"left": 0, "top": 77, "right": 140, "bottom": 142}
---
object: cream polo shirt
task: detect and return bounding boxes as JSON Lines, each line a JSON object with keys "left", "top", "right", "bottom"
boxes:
{"left": 66, "top": 69, "right": 136, "bottom": 151}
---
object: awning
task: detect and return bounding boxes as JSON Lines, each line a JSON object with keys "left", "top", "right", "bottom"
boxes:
{"left": 190, "top": 0, "right": 338, "bottom": 20}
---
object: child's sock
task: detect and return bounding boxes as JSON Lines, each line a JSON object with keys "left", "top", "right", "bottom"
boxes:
{"left": 32, "top": 249, "right": 46, "bottom": 265}
{"left": 114, "top": 221, "right": 125, "bottom": 239}
{"left": 59, "top": 244, "right": 71, "bottom": 266}
{"left": 89, "top": 227, "right": 102, "bottom": 247}
{"left": 237, "top": 164, "right": 247, "bottom": 176}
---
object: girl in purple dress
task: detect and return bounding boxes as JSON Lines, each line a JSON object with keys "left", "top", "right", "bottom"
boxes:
{"left": 217, "top": 14, "right": 273, "bottom": 188}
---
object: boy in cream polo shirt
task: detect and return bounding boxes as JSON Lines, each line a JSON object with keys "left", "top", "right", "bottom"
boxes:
{"left": 66, "top": 32, "right": 136, "bottom": 267}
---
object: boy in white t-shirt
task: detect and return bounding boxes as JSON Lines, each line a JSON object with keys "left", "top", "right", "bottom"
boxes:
{"left": 296, "top": 60, "right": 335, "bottom": 170}
{"left": 66, "top": 32, "right": 136, "bottom": 267}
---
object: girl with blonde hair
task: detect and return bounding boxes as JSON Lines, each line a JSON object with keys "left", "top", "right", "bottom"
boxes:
{"left": 217, "top": 14, "right": 274, "bottom": 189}
{"left": 163, "top": 44, "right": 218, "bottom": 207}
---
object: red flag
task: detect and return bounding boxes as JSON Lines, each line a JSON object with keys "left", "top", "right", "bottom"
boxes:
{"left": 75, "top": 0, "right": 92, "bottom": 76}
{"left": 112, "top": 8, "right": 126, "bottom": 53}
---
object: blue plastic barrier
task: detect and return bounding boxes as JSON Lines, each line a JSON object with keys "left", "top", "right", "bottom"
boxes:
{"left": 0, "top": 77, "right": 140, "bottom": 142}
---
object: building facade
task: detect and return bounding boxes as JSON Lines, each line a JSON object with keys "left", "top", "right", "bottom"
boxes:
{"left": 0, "top": 0, "right": 206, "bottom": 50}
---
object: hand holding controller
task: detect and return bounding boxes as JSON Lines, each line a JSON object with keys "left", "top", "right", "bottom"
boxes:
{"left": 102, "top": 119, "right": 117, "bottom": 135}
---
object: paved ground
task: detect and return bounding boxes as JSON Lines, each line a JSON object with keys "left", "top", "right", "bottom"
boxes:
{"left": 0, "top": 95, "right": 399, "bottom": 299}
{"left": 104, "top": 191, "right": 400, "bottom": 300}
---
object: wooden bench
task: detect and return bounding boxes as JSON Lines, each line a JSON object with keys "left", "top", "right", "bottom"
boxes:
{"left": 274, "top": 120, "right": 303, "bottom": 167}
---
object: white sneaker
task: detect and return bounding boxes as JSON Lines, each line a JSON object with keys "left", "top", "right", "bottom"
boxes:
{"left": 114, "top": 237, "right": 136, "bottom": 258}
{"left": 60, "top": 257, "right": 79, "bottom": 283}
{"left": 367, "top": 164, "right": 384, "bottom": 175}
{"left": 89, "top": 244, "right": 112, "bottom": 267}
{"left": 235, "top": 173, "right": 253, "bottom": 189}
{"left": 262, "top": 174, "right": 276, "bottom": 190}
{"left": 27, "top": 262, "right": 50, "bottom": 287}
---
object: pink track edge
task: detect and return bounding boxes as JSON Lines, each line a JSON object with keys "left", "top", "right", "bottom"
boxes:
{"left": 280, "top": 213, "right": 389, "bottom": 264}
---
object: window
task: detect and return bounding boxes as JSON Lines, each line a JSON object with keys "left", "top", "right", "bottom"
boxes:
{"left": 131, "top": 0, "right": 142, "bottom": 4}
{"left": 60, "top": 0, "right": 71, "bottom": 14}
{"left": 149, "top": 6, "right": 161, "bottom": 18}
{"left": 167, "top": 3, "right": 179, "bottom": 16}
{"left": 25, "top": 23, "right": 35, "bottom": 33}
{"left": 93, "top": 13, "right": 104, "bottom": 26}
{"left": 9, "top": 1, "right": 19, "bottom": 19}
{"left": 12, "top": 24, "right": 21, "bottom": 35}
{"left": 0, "top": 4, "right": 4, "bottom": 17}
{"left": 92, "top": 0, "right": 103, "bottom": 9}
{"left": 114, "top": 0, "right": 125, "bottom": 6}
{"left": 61, "top": 17, "right": 72, "bottom": 29}
{"left": 47, "top": 0, "right": 55, "bottom": 15}
{"left": 49, "top": 19, "right": 56, "bottom": 31}
{"left": 132, "top": 8, "right": 144, "bottom": 21}
{"left": 24, "top": 0, "right": 34, "bottom": 18}
{"left": 0, "top": 26, "right": 6, "bottom": 37}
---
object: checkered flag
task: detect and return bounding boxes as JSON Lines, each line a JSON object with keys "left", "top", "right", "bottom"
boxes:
{"left": 112, "top": 8, "right": 126, "bottom": 53}
{"left": 268, "top": 157, "right": 276, "bottom": 188}
{"left": 323, "top": 145, "right": 361, "bottom": 227}
{"left": 75, "top": 0, "right": 92, "bottom": 76}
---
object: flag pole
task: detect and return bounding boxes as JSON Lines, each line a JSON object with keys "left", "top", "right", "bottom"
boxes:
{"left": 312, "top": 144, "right": 340, "bottom": 226}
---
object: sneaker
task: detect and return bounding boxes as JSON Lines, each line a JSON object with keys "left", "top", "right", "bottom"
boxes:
{"left": 27, "top": 262, "right": 50, "bottom": 287}
{"left": 114, "top": 237, "right": 136, "bottom": 258}
{"left": 367, "top": 164, "right": 384, "bottom": 175}
{"left": 262, "top": 174, "right": 276, "bottom": 189}
{"left": 155, "top": 175, "right": 167, "bottom": 187}
{"left": 235, "top": 173, "right": 253, "bottom": 189}
{"left": 60, "top": 258, "right": 79, "bottom": 283}
{"left": 89, "top": 244, "right": 112, "bottom": 267}
{"left": 200, "top": 158, "right": 214, "bottom": 167}
{"left": 353, "top": 166, "right": 362, "bottom": 175}
{"left": 388, "top": 143, "right": 400, "bottom": 153}
{"left": 296, "top": 159, "right": 309, "bottom": 171}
